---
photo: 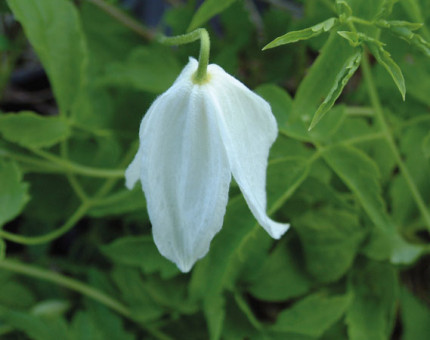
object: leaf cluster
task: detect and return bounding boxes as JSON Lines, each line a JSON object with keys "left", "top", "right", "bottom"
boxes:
{"left": 0, "top": 0, "right": 430, "bottom": 339}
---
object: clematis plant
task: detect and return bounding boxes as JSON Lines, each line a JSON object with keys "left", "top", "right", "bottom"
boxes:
{"left": 125, "top": 29, "right": 289, "bottom": 272}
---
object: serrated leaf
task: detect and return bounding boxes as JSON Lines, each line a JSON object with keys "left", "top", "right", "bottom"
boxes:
{"left": 381, "top": 21, "right": 430, "bottom": 57}
{"left": 0, "top": 159, "right": 29, "bottom": 227}
{"left": 271, "top": 292, "right": 351, "bottom": 337}
{"left": 247, "top": 239, "right": 313, "bottom": 301}
{"left": 308, "top": 50, "right": 361, "bottom": 130}
{"left": 0, "top": 112, "right": 70, "bottom": 148}
{"left": 293, "top": 208, "right": 365, "bottom": 283}
{"left": 346, "top": 260, "right": 398, "bottom": 340}
{"left": 263, "top": 18, "right": 338, "bottom": 50}
{"left": 365, "top": 38, "right": 406, "bottom": 100}
{"left": 293, "top": 33, "right": 360, "bottom": 128}
{"left": 188, "top": 0, "right": 236, "bottom": 31}
{"left": 7, "top": 0, "right": 88, "bottom": 115}
{"left": 322, "top": 145, "right": 422, "bottom": 264}
{"left": 101, "top": 236, "right": 179, "bottom": 279}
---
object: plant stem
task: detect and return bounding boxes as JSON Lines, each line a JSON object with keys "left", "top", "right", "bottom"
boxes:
{"left": 0, "top": 259, "right": 130, "bottom": 317}
{"left": 86, "top": 0, "right": 155, "bottom": 40}
{"left": 361, "top": 51, "right": 430, "bottom": 230}
{"left": 0, "top": 202, "right": 90, "bottom": 245}
{"left": 0, "top": 260, "right": 174, "bottom": 340}
{"left": 158, "top": 29, "right": 210, "bottom": 83}
{"left": 30, "top": 148, "right": 125, "bottom": 178}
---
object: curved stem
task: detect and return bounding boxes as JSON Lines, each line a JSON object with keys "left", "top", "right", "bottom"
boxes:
{"left": 158, "top": 28, "right": 210, "bottom": 83}
{"left": 0, "top": 260, "right": 174, "bottom": 340}
{"left": 0, "top": 202, "right": 90, "bottom": 245}
{"left": 361, "top": 51, "right": 430, "bottom": 230}
{"left": 30, "top": 148, "right": 125, "bottom": 178}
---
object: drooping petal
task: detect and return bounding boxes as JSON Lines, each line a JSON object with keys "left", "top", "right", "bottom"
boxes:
{"left": 138, "top": 61, "right": 231, "bottom": 272}
{"left": 205, "top": 64, "right": 290, "bottom": 239}
{"left": 125, "top": 59, "right": 199, "bottom": 190}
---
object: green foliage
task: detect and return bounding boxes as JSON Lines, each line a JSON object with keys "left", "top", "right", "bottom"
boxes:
{"left": 0, "top": 0, "right": 430, "bottom": 339}
{"left": 0, "top": 112, "right": 70, "bottom": 148}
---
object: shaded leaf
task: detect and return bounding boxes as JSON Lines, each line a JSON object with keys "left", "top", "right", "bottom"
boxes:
{"left": 271, "top": 292, "right": 351, "bottom": 337}
{"left": 0, "top": 159, "right": 29, "bottom": 227}
{"left": 247, "top": 239, "right": 313, "bottom": 301}
{"left": 346, "top": 260, "right": 398, "bottom": 340}
{"left": 293, "top": 208, "right": 365, "bottom": 283}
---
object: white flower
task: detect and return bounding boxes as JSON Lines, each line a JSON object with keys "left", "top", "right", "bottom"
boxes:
{"left": 125, "top": 58, "right": 289, "bottom": 272}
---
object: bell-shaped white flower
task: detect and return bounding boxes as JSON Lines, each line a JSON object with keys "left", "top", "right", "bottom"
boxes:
{"left": 125, "top": 58, "right": 289, "bottom": 272}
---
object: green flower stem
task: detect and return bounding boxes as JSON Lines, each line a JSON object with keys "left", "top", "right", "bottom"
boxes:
{"left": 158, "top": 28, "right": 210, "bottom": 83}
{"left": 361, "top": 51, "right": 430, "bottom": 230}
{"left": 0, "top": 259, "right": 173, "bottom": 340}
{"left": 86, "top": 0, "right": 211, "bottom": 82}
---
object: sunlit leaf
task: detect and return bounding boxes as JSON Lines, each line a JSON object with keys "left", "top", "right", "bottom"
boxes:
{"left": 7, "top": 0, "right": 88, "bottom": 115}
{"left": 0, "top": 112, "right": 70, "bottom": 148}
{"left": 263, "top": 18, "right": 338, "bottom": 50}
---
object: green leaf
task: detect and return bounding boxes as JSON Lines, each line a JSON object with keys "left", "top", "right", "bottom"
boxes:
{"left": 0, "top": 271, "right": 35, "bottom": 309}
{"left": 322, "top": 145, "right": 422, "bottom": 264}
{"left": 0, "top": 159, "right": 29, "bottom": 227}
{"left": 263, "top": 18, "right": 338, "bottom": 50}
{"left": 308, "top": 50, "right": 361, "bottom": 130}
{"left": 293, "top": 208, "right": 365, "bottom": 283}
{"left": 111, "top": 266, "right": 163, "bottom": 322}
{"left": 188, "top": 0, "right": 237, "bottom": 31}
{"left": 101, "top": 46, "right": 181, "bottom": 94}
{"left": 379, "top": 20, "right": 430, "bottom": 57}
{"left": 0, "top": 112, "right": 70, "bottom": 148}
{"left": 293, "top": 33, "right": 360, "bottom": 128}
{"left": 0, "top": 307, "right": 71, "bottom": 340}
{"left": 346, "top": 260, "right": 398, "bottom": 340}
{"left": 6, "top": 0, "right": 88, "bottom": 115}
{"left": 271, "top": 292, "right": 351, "bottom": 337}
{"left": 0, "top": 239, "right": 4, "bottom": 260}
{"left": 400, "top": 287, "right": 430, "bottom": 340}
{"left": 101, "top": 236, "right": 179, "bottom": 279}
{"left": 365, "top": 38, "right": 406, "bottom": 100}
{"left": 247, "top": 239, "right": 313, "bottom": 301}
{"left": 322, "top": 145, "right": 391, "bottom": 232}
{"left": 422, "top": 131, "right": 430, "bottom": 158}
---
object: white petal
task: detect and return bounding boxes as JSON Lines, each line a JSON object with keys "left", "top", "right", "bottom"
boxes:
{"left": 125, "top": 145, "right": 144, "bottom": 189}
{"left": 139, "top": 63, "right": 231, "bottom": 272}
{"left": 125, "top": 58, "right": 199, "bottom": 190}
{"left": 206, "top": 64, "right": 290, "bottom": 239}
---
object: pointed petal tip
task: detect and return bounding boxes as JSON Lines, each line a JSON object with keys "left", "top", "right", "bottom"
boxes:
{"left": 264, "top": 220, "right": 290, "bottom": 240}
